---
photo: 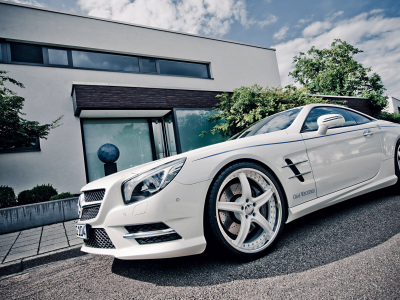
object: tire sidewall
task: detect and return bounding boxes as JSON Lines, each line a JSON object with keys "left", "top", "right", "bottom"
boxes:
{"left": 204, "top": 161, "right": 287, "bottom": 259}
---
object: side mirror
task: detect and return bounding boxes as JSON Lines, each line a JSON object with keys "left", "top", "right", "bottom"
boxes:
{"left": 317, "top": 114, "right": 345, "bottom": 135}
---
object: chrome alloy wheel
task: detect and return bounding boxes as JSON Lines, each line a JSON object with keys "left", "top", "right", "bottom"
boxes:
{"left": 216, "top": 168, "right": 282, "bottom": 253}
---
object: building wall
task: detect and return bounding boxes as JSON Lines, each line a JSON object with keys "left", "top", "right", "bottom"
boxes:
{"left": 386, "top": 96, "right": 400, "bottom": 113}
{"left": 0, "top": 2, "right": 281, "bottom": 194}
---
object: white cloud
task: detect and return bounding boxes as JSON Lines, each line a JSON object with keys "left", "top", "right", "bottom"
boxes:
{"left": 302, "top": 21, "right": 332, "bottom": 37}
{"left": 273, "top": 11, "right": 400, "bottom": 97}
{"left": 77, "top": 0, "right": 271, "bottom": 37}
{"left": 7, "top": 0, "right": 43, "bottom": 7}
{"left": 255, "top": 14, "right": 278, "bottom": 28}
{"left": 273, "top": 26, "right": 289, "bottom": 40}
{"left": 370, "top": 9, "right": 384, "bottom": 14}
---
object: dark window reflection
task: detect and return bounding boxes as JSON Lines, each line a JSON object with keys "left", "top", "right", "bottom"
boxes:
{"left": 10, "top": 43, "right": 43, "bottom": 64}
{"left": 159, "top": 60, "right": 209, "bottom": 78}
{"left": 0, "top": 45, "right": 2, "bottom": 61}
{"left": 255, "top": 108, "right": 302, "bottom": 135}
{"left": 72, "top": 50, "right": 139, "bottom": 72}
{"left": 141, "top": 58, "right": 157, "bottom": 73}
{"left": 303, "top": 107, "right": 357, "bottom": 132}
{"left": 346, "top": 110, "right": 371, "bottom": 124}
{"left": 48, "top": 49, "right": 68, "bottom": 65}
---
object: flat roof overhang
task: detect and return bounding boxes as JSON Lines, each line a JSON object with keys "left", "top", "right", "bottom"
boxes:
{"left": 71, "top": 84, "right": 223, "bottom": 117}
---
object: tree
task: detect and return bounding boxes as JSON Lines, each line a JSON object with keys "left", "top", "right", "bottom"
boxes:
{"left": 203, "top": 84, "right": 328, "bottom": 138}
{"left": 289, "top": 39, "right": 387, "bottom": 117}
{"left": 0, "top": 70, "right": 63, "bottom": 149}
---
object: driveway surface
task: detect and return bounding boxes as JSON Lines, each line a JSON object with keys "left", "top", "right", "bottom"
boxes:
{"left": 1, "top": 187, "right": 400, "bottom": 299}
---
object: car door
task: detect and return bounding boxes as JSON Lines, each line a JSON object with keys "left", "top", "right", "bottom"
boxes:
{"left": 301, "top": 107, "right": 382, "bottom": 198}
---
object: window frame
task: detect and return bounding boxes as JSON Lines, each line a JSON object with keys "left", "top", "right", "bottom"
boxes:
{"left": 300, "top": 106, "right": 374, "bottom": 133}
{"left": 0, "top": 41, "right": 213, "bottom": 79}
{"left": 0, "top": 137, "right": 41, "bottom": 154}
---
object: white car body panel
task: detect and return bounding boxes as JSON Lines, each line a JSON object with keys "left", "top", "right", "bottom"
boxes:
{"left": 77, "top": 104, "right": 400, "bottom": 260}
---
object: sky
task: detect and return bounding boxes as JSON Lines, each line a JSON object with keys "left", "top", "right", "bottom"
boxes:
{"left": 7, "top": 0, "right": 400, "bottom": 97}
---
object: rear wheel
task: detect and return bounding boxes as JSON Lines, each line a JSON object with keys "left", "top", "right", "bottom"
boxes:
{"left": 205, "top": 162, "right": 286, "bottom": 259}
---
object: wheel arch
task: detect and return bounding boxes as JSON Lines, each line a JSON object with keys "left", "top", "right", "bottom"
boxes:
{"left": 204, "top": 158, "right": 289, "bottom": 223}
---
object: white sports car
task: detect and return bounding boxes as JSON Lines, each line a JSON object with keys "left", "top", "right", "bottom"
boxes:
{"left": 76, "top": 103, "right": 400, "bottom": 259}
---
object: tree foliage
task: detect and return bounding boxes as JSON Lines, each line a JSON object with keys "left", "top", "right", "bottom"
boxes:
{"left": 0, "top": 70, "right": 63, "bottom": 149}
{"left": 289, "top": 39, "right": 387, "bottom": 116}
{"left": 204, "top": 84, "right": 329, "bottom": 138}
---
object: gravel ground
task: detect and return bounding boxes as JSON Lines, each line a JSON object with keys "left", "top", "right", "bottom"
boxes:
{"left": 1, "top": 187, "right": 399, "bottom": 299}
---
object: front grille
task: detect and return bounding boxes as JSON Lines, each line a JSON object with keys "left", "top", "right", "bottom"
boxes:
{"left": 125, "top": 222, "right": 169, "bottom": 234}
{"left": 80, "top": 205, "right": 100, "bottom": 221}
{"left": 84, "top": 189, "right": 105, "bottom": 203}
{"left": 136, "top": 233, "right": 182, "bottom": 245}
{"left": 84, "top": 228, "right": 115, "bottom": 249}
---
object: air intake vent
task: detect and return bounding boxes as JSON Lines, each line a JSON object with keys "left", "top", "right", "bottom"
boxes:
{"left": 84, "top": 228, "right": 115, "bottom": 249}
{"left": 136, "top": 233, "right": 181, "bottom": 245}
{"left": 125, "top": 222, "right": 169, "bottom": 234}
{"left": 84, "top": 189, "right": 105, "bottom": 203}
{"left": 80, "top": 205, "right": 100, "bottom": 221}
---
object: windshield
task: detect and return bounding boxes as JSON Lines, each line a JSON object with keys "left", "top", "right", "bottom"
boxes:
{"left": 230, "top": 107, "right": 303, "bottom": 140}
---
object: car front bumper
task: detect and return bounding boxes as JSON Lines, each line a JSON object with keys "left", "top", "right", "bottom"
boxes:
{"left": 78, "top": 180, "right": 210, "bottom": 260}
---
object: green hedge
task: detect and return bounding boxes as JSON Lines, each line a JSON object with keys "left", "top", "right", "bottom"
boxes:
{"left": 0, "top": 186, "right": 17, "bottom": 208}
{"left": 18, "top": 184, "right": 57, "bottom": 205}
{"left": 50, "top": 192, "right": 74, "bottom": 201}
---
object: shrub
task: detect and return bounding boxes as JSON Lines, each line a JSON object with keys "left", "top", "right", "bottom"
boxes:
{"left": 0, "top": 186, "right": 16, "bottom": 208}
{"left": 50, "top": 192, "right": 74, "bottom": 201}
{"left": 377, "top": 112, "right": 400, "bottom": 124}
{"left": 17, "top": 190, "right": 32, "bottom": 205}
{"left": 30, "top": 184, "right": 58, "bottom": 203}
{"left": 18, "top": 184, "right": 58, "bottom": 205}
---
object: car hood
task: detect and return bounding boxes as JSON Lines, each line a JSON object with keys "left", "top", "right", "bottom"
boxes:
{"left": 81, "top": 129, "right": 288, "bottom": 191}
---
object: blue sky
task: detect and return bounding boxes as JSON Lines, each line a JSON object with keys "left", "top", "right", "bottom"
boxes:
{"left": 8, "top": 0, "right": 400, "bottom": 96}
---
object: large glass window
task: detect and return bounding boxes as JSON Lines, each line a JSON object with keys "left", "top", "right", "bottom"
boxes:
{"left": 82, "top": 119, "right": 152, "bottom": 182}
{"left": 159, "top": 60, "right": 209, "bottom": 78}
{"left": 10, "top": 43, "right": 43, "bottom": 64}
{"left": 141, "top": 58, "right": 157, "bottom": 73}
{"left": 0, "top": 44, "right": 2, "bottom": 61}
{"left": 48, "top": 48, "right": 68, "bottom": 65}
{"left": 72, "top": 50, "right": 139, "bottom": 72}
{"left": 175, "top": 110, "right": 226, "bottom": 153}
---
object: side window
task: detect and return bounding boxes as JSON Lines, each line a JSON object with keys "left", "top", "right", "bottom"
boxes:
{"left": 254, "top": 108, "right": 302, "bottom": 135}
{"left": 302, "top": 107, "right": 357, "bottom": 132}
{"left": 345, "top": 110, "right": 372, "bottom": 124}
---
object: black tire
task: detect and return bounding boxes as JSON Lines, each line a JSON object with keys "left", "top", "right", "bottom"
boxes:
{"left": 394, "top": 139, "right": 400, "bottom": 186}
{"left": 204, "top": 161, "right": 287, "bottom": 259}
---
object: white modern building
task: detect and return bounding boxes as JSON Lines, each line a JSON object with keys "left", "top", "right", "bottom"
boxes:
{"left": 0, "top": 1, "right": 281, "bottom": 194}
{"left": 386, "top": 96, "right": 400, "bottom": 113}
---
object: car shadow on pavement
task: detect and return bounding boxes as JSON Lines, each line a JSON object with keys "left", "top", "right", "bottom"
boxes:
{"left": 111, "top": 186, "right": 400, "bottom": 287}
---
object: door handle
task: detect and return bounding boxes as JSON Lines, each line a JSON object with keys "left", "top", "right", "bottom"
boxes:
{"left": 363, "top": 130, "right": 373, "bottom": 137}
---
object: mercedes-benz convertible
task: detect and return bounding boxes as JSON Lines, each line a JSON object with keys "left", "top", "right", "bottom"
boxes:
{"left": 76, "top": 103, "right": 400, "bottom": 259}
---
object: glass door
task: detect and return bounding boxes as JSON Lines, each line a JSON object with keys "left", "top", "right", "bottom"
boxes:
{"left": 151, "top": 113, "right": 177, "bottom": 160}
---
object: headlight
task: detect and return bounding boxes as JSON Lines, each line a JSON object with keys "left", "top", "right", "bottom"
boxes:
{"left": 122, "top": 158, "right": 186, "bottom": 205}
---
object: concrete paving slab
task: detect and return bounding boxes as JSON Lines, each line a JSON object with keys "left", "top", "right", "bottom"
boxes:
{"left": 0, "top": 249, "right": 10, "bottom": 257}
{"left": 43, "top": 224, "right": 64, "bottom": 230}
{"left": 41, "top": 229, "right": 66, "bottom": 235}
{"left": 39, "top": 242, "right": 69, "bottom": 254}
{"left": 68, "top": 239, "right": 83, "bottom": 246}
{"left": 10, "top": 243, "right": 39, "bottom": 253}
{"left": 19, "top": 227, "right": 42, "bottom": 234}
{"left": 0, "top": 238, "right": 18, "bottom": 248}
{"left": 4, "top": 250, "right": 37, "bottom": 263}
{"left": 1, "top": 232, "right": 20, "bottom": 239}
{"left": 1, "top": 235, "right": 20, "bottom": 244}
{"left": 40, "top": 237, "right": 68, "bottom": 247}
{"left": 13, "top": 238, "right": 40, "bottom": 248}
{"left": 0, "top": 244, "right": 14, "bottom": 252}
{"left": 40, "top": 234, "right": 67, "bottom": 242}
{"left": 14, "top": 234, "right": 41, "bottom": 243}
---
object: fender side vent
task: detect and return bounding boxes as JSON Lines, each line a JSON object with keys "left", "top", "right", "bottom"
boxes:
{"left": 285, "top": 158, "right": 305, "bottom": 182}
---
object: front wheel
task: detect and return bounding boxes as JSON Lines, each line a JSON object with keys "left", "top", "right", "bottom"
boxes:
{"left": 204, "top": 162, "right": 287, "bottom": 259}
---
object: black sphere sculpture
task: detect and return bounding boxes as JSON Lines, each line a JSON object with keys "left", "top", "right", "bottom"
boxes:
{"left": 98, "top": 143, "right": 120, "bottom": 176}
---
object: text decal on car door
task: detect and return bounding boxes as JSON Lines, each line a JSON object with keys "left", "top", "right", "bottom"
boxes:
{"left": 293, "top": 189, "right": 315, "bottom": 199}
